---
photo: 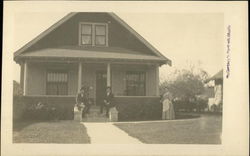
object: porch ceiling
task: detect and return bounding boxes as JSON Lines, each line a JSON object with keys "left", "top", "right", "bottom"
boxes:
{"left": 16, "top": 47, "right": 170, "bottom": 65}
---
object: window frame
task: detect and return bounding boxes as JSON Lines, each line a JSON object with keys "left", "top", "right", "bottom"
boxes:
{"left": 79, "top": 22, "right": 108, "bottom": 47}
{"left": 80, "top": 24, "right": 92, "bottom": 46}
{"left": 125, "top": 71, "right": 146, "bottom": 96}
{"left": 46, "top": 70, "right": 69, "bottom": 96}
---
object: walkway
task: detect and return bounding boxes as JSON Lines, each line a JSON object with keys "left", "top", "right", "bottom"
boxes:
{"left": 81, "top": 122, "right": 142, "bottom": 144}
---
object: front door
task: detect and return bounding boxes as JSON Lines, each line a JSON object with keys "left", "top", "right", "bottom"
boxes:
{"left": 96, "top": 71, "right": 107, "bottom": 106}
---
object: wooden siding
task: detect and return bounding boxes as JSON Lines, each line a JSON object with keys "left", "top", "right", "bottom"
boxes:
{"left": 26, "top": 62, "right": 78, "bottom": 96}
{"left": 146, "top": 65, "right": 157, "bottom": 96}
{"left": 112, "top": 69, "right": 125, "bottom": 96}
{"left": 68, "top": 68, "right": 78, "bottom": 95}
{"left": 111, "top": 64, "right": 157, "bottom": 96}
{"left": 25, "top": 62, "right": 158, "bottom": 97}
{"left": 27, "top": 63, "right": 46, "bottom": 95}
{"left": 21, "top": 13, "right": 154, "bottom": 56}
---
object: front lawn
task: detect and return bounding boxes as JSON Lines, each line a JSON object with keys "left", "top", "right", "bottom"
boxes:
{"left": 115, "top": 114, "right": 222, "bottom": 144}
{"left": 13, "top": 120, "right": 90, "bottom": 143}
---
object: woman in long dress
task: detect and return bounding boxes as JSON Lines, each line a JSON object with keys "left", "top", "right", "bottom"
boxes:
{"left": 162, "top": 92, "right": 175, "bottom": 120}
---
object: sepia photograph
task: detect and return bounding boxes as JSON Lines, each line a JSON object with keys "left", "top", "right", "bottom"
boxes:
{"left": 2, "top": 1, "right": 248, "bottom": 156}
{"left": 12, "top": 12, "right": 223, "bottom": 144}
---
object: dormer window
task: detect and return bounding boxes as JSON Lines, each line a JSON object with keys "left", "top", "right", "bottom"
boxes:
{"left": 79, "top": 22, "right": 108, "bottom": 46}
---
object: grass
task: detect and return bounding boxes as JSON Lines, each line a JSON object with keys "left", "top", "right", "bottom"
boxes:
{"left": 115, "top": 113, "right": 222, "bottom": 144}
{"left": 13, "top": 120, "right": 90, "bottom": 143}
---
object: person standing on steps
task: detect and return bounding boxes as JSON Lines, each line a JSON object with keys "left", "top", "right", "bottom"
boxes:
{"left": 103, "top": 86, "right": 115, "bottom": 117}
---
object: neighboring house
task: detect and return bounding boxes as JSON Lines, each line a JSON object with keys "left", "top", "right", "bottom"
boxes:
{"left": 205, "top": 70, "right": 223, "bottom": 112}
{"left": 13, "top": 12, "right": 171, "bottom": 120}
{"left": 195, "top": 86, "right": 214, "bottom": 111}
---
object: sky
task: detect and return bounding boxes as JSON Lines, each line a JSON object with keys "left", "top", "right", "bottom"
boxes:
{"left": 12, "top": 12, "right": 224, "bottom": 82}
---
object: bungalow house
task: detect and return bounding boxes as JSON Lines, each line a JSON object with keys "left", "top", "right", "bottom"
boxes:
{"left": 13, "top": 12, "right": 171, "bottom": 121}
{"left": 205, "top": 70, "right": 223, "bottom": 112}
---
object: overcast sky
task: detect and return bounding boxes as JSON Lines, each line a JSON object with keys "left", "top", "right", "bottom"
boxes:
{"left": 12, "top": 12, "right": 223, "bottom": 82}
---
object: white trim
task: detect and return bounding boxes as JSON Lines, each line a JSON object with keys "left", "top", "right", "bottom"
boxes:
{"left": 23, "top": 61, "right": 28, "bottom": 95}
{"left": 107, "top": 63, "right": 111, "bottom": 87}
{"left": 78, "top": 62, "right": 82, "bottom": 92}
{"left": 155, "top": 64, "right": 159, "bottom": 96}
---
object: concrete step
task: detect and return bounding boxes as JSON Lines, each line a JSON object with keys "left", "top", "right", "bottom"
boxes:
{"left": 77, "top": 105, "right": 112, "bottom": 122}
{"left": 83, "top": 113, "right": 109, "bottom": 122}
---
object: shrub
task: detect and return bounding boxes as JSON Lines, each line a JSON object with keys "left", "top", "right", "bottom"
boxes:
{"left": 13, "top": 96, "right": 75, "bottom": 121}
{"left": 210, "top": 103, "right": 222, "bottom": 112}
{"left": 115, "top": 97, "right": 162, "bottom": 121}
{"left": 23, "top": 102, "right": 60, "bottom": 120}
{"left": 195, "top": 97, "right": 208, "bottom": 112}
{"left": 13, "top": 96, "right": 26, "bottom": 121}
{"left": 173, "top": 98, "right": 196, "bottom": 112}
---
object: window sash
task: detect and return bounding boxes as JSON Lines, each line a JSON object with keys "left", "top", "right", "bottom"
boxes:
{"left": 81, "top": 24, "right": 92, "bottom": 45}
{"left": 81, "top": 35, "right": 92, "bottom": 45}
{"left": 46, "top": 71, "right": 68, "bottom": 95}
{"left": 126, "top": 72, "right": 146, "bottom": 96}
{"left": 79, "top": 23, "right": 108, "bottom": 46}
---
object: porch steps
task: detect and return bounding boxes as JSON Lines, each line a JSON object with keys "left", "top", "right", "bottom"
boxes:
{"left": 82, "top": 106, "right": 109, "bottom": 122}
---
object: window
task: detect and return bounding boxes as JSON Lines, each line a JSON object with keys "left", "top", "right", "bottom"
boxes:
{"left": 79, "top": 23, "right": 108, "bottom": 46}
{"left": 126, "top": 72, "right": 146, "bottom": 96}
{"left": 46, "top": 71, "right": 68, "bottom": 95}
{"left": 81, "top": 24, "right": 92, "bottom": 45}
{"left": 95, "top": 25, "right": 106, "bottom": 45}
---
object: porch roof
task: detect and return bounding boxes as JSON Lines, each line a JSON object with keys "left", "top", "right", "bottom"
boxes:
{"left": 16, "top": 47, "right": 169, "bottom": 65}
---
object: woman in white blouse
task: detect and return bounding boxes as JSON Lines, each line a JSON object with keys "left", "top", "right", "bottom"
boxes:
{"left": 162, "top": 92, "right": 175, "bottom": 120}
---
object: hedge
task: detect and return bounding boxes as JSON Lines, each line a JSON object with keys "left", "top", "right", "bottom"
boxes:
{"left": 114, "top": 96, "right": 162, "bottom": 121}
{"left": 13, "top": 96, "right": 76, "bottom": 120}
{"left": 13, "top": 96, "right": 162, "bottom": 121}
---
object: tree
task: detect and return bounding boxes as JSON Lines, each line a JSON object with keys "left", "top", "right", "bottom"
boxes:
{"left": 160, "top": 65, "right": 209, "bottom": 111}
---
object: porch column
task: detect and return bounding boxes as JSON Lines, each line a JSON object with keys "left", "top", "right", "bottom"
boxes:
{"left": 23, "top": 61, "right": 28, "bottom": 95}
{"left": 107, "top": 63, "right": 111, "bottom": 87}
{"left": 156, "top": 64, "right": 159, "bottom": 96}
{"left": 78, "top": 62, "right": 82, "bottom": 92}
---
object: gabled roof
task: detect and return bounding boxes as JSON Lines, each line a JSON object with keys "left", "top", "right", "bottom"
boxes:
{"left": 14, "top": 13, "right": 76, "bottom": 58}
{"left": 14, "top": 12, "right": 171, "bottom": 66}
{"left": 205, "top": 69, "right": 223, "bottom": 83}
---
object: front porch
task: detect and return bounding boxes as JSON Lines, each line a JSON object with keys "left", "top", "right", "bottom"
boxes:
{"left": 20, "top": 60, "right": 160, "bottom": 101}
{"left": 15, "top": 60, "right": 162, "bottom": 121}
